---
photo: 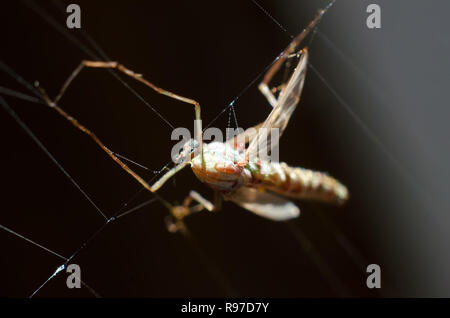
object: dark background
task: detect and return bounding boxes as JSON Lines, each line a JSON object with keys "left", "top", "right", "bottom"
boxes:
{"left": 0, "top": 0, "right": 449, "bottom": 297}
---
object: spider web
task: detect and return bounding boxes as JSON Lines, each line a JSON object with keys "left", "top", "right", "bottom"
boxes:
{"left": 0, "top": 0, "right": 418, "bottom": 297}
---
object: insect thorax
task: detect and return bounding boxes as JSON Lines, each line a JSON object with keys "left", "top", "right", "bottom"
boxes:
{"left": 190, "top": 142, "right": 251, "bottom": 191}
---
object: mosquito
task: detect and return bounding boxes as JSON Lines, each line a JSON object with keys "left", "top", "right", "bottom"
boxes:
{"left": 35, "top": 2, "right": 348, "bottom": 234}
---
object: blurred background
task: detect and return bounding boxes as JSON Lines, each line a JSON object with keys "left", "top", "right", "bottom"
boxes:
{"left": 0, "top": 0, "right": 449, "bottom": 297}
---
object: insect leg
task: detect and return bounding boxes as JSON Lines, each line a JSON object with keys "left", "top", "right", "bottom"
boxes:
{"left": 39, "top": 60, "right": 208, "bottom": 194}
{"left": 258, "top": 50, "right": 307, "bottom": 107}
{"left": 40, "top": 86, "right": 196, "bottom": 225}
{"left": 176, "top": 190, "right": 220, "bottom": 218}
{"left": 149, "top": 162, "right": 189, "bottom": 192}
{"left": 37, "top": 87, "right": 157, "bottom": 194}
{"left": 167, "top": 190, "right": 220, "bottom": 233}
{"left": 258, "top": 82, "right": 278, "bottom": 107}
{"left": 258, "top": 5, "right": 326, "bottom": 106}
{"left": 54, "top": 60, "right": 204, "bottom": 158}
{"left": 184, "top": 190, "right": 215, "bottom": 212}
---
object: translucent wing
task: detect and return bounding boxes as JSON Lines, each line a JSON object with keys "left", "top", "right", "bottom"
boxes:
{"left": 229, "top": 187, "right": 300, "bottom": 221}
{"left": 245, "top": 49, "right": 308, "bottom": 161}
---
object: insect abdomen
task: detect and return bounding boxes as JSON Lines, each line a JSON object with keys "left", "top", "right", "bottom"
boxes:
{"left": 251, "top": 162, "right": 349, "bottom": 205}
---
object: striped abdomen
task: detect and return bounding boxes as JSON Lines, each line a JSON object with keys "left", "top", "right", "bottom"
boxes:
{"left": 249, "top": 162, "right": 349, "bottom": 205}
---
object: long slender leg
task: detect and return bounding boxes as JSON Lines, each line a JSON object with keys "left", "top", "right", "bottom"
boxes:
{"left": 258, "top": 6, "right": 326, "bottom": 106}
{"left": 167, "top": 190, "right": 221, "bottom": 233}
{"left": 38, "top": 59, "right": 209, "bottom": 194}
{"left": 150, "top": 162, "right": 189, "bottom": 192}
{"left": 258, "top": 51, "right": 304, "bottom": 107}
{"left": 55, "top": 60, "right": 204, "bottom": 163}
{"left": 38, "top": 87, "right": 160, "bottom": 194}
{"left": 39, "top": 83, "right": 200, "bottom": 229}
{"left": 185, "top": 190, "right": 215, "bottom": 212}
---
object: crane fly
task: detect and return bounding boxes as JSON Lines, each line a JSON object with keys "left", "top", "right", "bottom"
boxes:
{"left": 36, "top": 2, "right": 348, "bottom": 233}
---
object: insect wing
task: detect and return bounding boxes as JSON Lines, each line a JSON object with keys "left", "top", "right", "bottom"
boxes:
{"left": 229, "top": 187, "right": 300, "bottom": 221}
{"left": 246, "top": 49, "right": 308, "bottom": 160}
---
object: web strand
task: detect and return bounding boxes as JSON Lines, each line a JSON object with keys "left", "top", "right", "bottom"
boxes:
{"left": 247, "top": 0, "right": 386, "bottom": 291}
{"left": 251, "top": 0, "right": 294, "bottom": 39}
{"left": 21, "top": 0, "right": 175, "bottom": 131}
{"left": 1, "top": 65, "right": 233, "bottom": 296}
{"left": 0, "top": 95, "right": 108, "bottom": 221}
{"left": 308, "top": 63, "right": 422, "bottom": 193}
{"left": 286, "top": 222, "right": 351, "bottom": 297}
{"left": 0, "top": 223, "right": 67, "bottom": 261}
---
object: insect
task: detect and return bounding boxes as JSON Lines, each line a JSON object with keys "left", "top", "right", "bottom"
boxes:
{"left": 35, "top": 2, "right": 348, "bottom": 234}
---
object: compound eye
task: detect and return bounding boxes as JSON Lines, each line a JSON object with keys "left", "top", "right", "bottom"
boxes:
{"left": 188, "top": 139, "right": 199, "bottom": 151}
